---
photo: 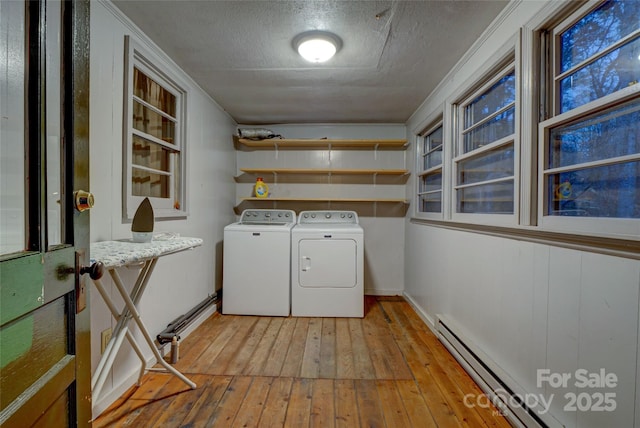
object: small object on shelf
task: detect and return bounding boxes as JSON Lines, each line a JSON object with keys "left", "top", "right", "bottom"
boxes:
{"left": 131, "top": 197, "right": 154, "bottom": 243}
{"left": 237, "top": 128, "right": 282, "bottom": 140}
{"left": 254, "top": 177, "right": 269, "bottom": 198}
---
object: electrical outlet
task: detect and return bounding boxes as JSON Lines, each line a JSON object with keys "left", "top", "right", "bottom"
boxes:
{"left": 101, "top": 328, "right": 112, "bottom": 354}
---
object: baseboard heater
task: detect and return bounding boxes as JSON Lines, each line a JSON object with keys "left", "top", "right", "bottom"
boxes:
{"left": 436, "top": 316, "right": 548, "bottom": 428}
{"left": 157, "top": 293, "right": 218, "bottom": 344}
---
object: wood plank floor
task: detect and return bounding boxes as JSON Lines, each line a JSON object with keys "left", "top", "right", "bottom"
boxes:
{"left": 94, "top": 296, "right": 510, "bottom": 427}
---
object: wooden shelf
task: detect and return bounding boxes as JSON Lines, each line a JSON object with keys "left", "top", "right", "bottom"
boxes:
{"left": 232, "top": 135, "right": 409, "bottom": 217}
{"left": 239, "top": 168, "right": 409, "bottom": 176}
{"left": 234, "top": 197, "right": 410, "bottom": 216}
{"left": 234, "top": 136, "right": 408, "bottom": 150}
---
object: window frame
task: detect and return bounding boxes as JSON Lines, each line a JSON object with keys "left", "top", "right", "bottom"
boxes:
{"left": 451, "top": 48, "right": 520, "bottom": 226}
{"left": 123, "top": 36, "right": 188, "bottom": 221}
{"left": 537, "top": 0, "right": 640, "bottom": 239}
{"left": 415, "top": 119, "right": 445, "bottom": 219}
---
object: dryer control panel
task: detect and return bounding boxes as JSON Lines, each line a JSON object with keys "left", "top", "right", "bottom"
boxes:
{"left": 298, "top": 210, "right": 359, "bottom": 224}
{"left": 240, "top": 209, "right": 296, "bottom": 225}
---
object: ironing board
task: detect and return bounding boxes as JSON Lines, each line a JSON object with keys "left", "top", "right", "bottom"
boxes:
{"left": 89, "top": 237, "right": 203, "bottom": 406}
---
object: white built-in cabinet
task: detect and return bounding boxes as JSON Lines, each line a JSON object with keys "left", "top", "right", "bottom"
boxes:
{"left": 233, "top": 136, "right": 410, "bottom": 216}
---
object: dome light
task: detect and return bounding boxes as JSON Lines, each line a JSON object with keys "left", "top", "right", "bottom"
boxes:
{"left": 293, "top": 31, "right": 342, "bottom": 63}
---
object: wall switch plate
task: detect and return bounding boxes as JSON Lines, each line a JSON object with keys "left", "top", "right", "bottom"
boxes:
{"left": 101, "top": 328, "right": 112, "bottom": 354}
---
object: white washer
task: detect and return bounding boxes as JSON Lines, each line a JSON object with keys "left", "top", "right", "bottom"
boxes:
{"left": 291, "top": 210, "right": 364, "bottom": 317}
{"left": 223, "top": 209, "right": 296, "bottom": 316}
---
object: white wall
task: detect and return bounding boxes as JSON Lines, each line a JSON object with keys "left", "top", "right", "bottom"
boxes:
{"left": 236, "top": 123, "right": 407, "bottom": 295}
{"left": 89, "top": 1, "right": 237, "bottom": 416}
{"left": 405, "top": 226, "right": 640, "bottom": 427}
{"left": 404, "top": 1, "right": 640, "bottom": 427}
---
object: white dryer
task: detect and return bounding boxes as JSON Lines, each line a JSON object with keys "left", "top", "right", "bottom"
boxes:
{"left": 223, "top": 209, "right": 296, "bottom": 316}
{"left": 291, "top": 211, "right": 364, "bottom": 317}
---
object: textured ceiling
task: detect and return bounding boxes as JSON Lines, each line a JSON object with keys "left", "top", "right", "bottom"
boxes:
{"left": 112, "top": 0, "right": 509, "bottom": 124}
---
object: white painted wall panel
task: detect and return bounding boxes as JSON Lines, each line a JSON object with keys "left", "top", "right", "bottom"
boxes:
{"left": 497, "top": 241, "right": 540, "bottom": 393}
{"left": 530, "top": 245, "right": 551, "bottom": 395}
{"left": 89, "top": 1, "right": 237, "bottom": 417}
{"left": 545, "top": 247, "right": 582, "bottom": 427}
{"left": 405, "top": 225, "right": 640, "bottom": 427}
{"left": 575, "top": 254, "right": 638, "bottom": 428}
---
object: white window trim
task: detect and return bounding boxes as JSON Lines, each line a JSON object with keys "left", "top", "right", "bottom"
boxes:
{"left": 123, "top": 36, "right": 188, "bottom": 221}
{"left": 535, "top": 0, "right": 640, "bottom": 241}
{"left": 449, "top": 34, "right": 521, "bottom": 227}
{"left": 415, "top": 118, "right": 445, "bottom": 220}
{"left": 538, "top": 84, "right": 640, "bottom": 240}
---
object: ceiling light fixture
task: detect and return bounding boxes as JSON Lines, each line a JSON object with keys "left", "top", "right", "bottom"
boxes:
{"left": 293, "top": 31, "right": 342, "bottom": 63}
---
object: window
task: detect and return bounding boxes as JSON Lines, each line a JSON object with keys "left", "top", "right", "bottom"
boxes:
{"left": 123, "top": 37, "right": 187, "bottom": 220}
{"left": 417, "top": 122, "right": 443, "bottom": 215}
{"left": 454, "top": 63, "right": 517, "bottom": 219}
{"left": 539, "top": 0, "right": 639, "bottom": 236}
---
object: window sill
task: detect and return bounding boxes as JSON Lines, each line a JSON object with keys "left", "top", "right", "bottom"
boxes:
{"left": 409, "top": 217, "right": 640, "bottom": 260}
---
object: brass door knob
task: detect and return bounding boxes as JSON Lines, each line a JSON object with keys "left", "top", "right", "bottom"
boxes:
{"left": 74, "top": 190, "right": 94, "bottom": 212}
{"left": 57, "top": 261, "right": 104, "bottom": 280}
{"left": 80, "top": 261, "right": 104, "bottom": 280}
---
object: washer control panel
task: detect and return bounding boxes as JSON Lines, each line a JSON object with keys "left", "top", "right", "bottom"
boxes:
{"left": 240, "top": 209, "right": 296, "bottom": 225}
{"left": 297, "top": 211, "right": 359, "bottom": 224}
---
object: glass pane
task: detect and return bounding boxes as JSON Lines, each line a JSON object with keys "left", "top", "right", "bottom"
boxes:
{"left": 46, "top": 1, "right": 62, "bottom": 248}
{"left": 547, "top": 161, "right": 639, "bottom": 218}
{"left": 426, "top": 126, "right": 443, "bottom": 151}
{"left": 463, "top": 106, "right": 515, "bottom": 153}
{"left": 457, "top": 180, "right": 514, "bottom": 214}
{"left": 560, "top": 0, "right": 640, "bottom": 73}
{"left": 560, "top": 36, "right": 640, "bottom": 112}
{"left": 423, "top": 126, "right": 443, "bottom": 169}
{"left": 550, "top": 99, "right": 640, "bottom": 169}
{"left": 133, "top": 101, "right": 176, "bottom": 144}
{"left": 464, "top": 71, "right": 516, "bottom": 128}
{"left": 420, "top": 192, "right": 442, "bottom": 213}
{"left": 133, "top": 67, "right": 176, "bottom": 117}
{"left": 458, "top": 145, "right": 514, "bottom": 185}
{"left": 1, "top": 1, "right": 25, "bottom": 255}
{"left": 132, "top": 168, "right": 170, "bottom": 199}
{"left": 424, "top": 148, "right": 442, "bottom": 170}
{"left": 132, "top": 135, "right": 171, "bottom": 172}
{"left": 420, "top": 171, "right": 442, "bottom": 192}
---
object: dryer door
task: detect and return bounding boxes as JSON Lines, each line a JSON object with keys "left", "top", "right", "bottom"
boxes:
{"left": 298, "top": 239, "right": 357, "bottom": 288}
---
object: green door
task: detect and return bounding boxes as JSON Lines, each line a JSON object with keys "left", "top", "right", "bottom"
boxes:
{"left": 0, "top": 1, "right": 91, "bottom": 426}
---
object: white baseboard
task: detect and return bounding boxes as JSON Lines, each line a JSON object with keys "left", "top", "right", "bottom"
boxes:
{"left": 91, "top": 304, "right": 217, "bottom": 420}
{"left": 402, "top": 292, "right": 436, "bottom": 333}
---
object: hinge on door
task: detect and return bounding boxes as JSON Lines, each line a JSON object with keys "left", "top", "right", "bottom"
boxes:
{"left": 75, "top": 249, "right": 87, "bottom": 313}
